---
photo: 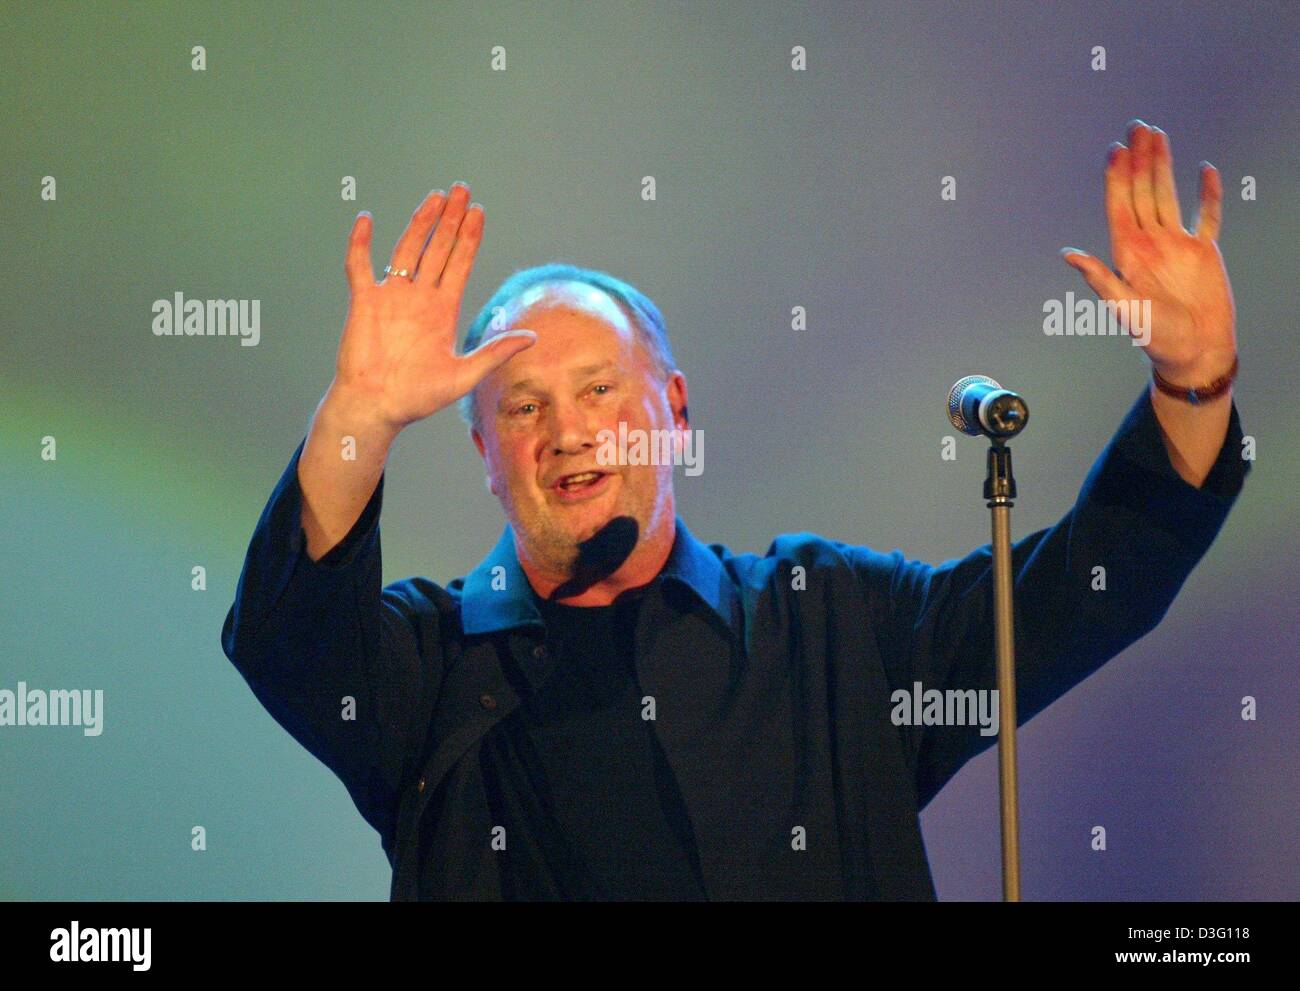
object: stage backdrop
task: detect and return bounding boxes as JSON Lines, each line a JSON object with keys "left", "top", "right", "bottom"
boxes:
{"left": 1, "top": 0, "right": 1295, "bottom": 900}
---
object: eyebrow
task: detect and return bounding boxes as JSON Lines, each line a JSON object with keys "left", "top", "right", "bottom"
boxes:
{"left": 499, "top": 360, "right": 619, "bottom": 399}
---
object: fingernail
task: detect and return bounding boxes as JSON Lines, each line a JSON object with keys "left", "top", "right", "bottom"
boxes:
{"left": 1060, "top": 247, "right": 1083, "bottom": 256}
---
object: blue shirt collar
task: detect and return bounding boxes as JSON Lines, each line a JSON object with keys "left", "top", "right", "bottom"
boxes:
{"left": 460, "top": 515, "right": 738, "bottom": 636}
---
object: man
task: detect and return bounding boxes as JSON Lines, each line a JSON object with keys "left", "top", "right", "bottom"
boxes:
{"left": 221, "top": 120, "right": 1250, "bottom": 900}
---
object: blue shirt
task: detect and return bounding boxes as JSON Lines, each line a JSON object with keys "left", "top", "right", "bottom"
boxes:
{"left": 220, "top": 386, "right": 1250, "bottom": 899}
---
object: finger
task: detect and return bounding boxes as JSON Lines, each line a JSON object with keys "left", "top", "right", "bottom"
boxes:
{"left": 1127, "top": 120, "right": 1158, "bottom": 229}
{"left": 1150, "top": 126, "right": 1183, "bottom": 230}
{"left": 1060, "top": 248, "right": 1128, "bottom": 301}
{"left": 433, "top": 201, "right": 484, "bottom": 295}
{"left": 345, "top": 211, "right": 375, "bottom": 294}
{"left": 416, "top": 182, "right": 472, "bottom": 286}
{"left": 1104, "top": 142, "right": 1139, "bottom": 242}
{"left": 453, "top": 330, "right": 538, "bottom": 395}
{"left": 387, "top": 189, "right": 447, "bottom": 276}
{"left": 1194, "top": 161, "right": 1223, "bottom": 242}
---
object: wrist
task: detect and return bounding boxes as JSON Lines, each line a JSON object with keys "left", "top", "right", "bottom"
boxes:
{"left": 1152, "top": 348, "right": 1237, "bottom": 387}
{"left": 1150, "top": 350, "right": 1238, "bottom": 406}
{"left": 320, "top": 381, "right": 404, "bottom": 446}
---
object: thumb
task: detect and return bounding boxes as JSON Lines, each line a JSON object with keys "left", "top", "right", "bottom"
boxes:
{"left": 460, "top": 329, "right": 537, "bottom": 381}
{"left": 1060, "top": 247, "right": 1127, "bottom": 301}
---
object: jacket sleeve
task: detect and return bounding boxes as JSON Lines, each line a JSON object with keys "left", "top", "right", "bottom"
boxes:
{"left": 849, "top": 386, "right": 1252, "bottom": 808}
{"left": 220, "top": 439, "right": 426, "bottom": 853}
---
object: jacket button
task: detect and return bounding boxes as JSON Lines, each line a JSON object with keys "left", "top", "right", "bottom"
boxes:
{"left": 417, "top": 777, "right": 426, "bottom": 793}
{"left": 479, "top": 692, "right": 498, "bottom": 710}
{"left": 532, "top": 645, "right": 547, "bottom": 661}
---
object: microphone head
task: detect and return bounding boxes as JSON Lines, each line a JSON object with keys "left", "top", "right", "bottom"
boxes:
{"left": 948, "top": 375, "right": 1000, "bottom": 435}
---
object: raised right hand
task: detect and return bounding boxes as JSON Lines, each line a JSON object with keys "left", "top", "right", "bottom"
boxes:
{"left": 333, "top": 182, "right": 536, "bottom": 431}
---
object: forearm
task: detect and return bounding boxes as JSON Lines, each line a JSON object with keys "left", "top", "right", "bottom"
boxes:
{"left": 298, "top": 382, "right": 402, "bottom": 561}
{"left": 1147, "top": 350, "right": 1236, "bottom": 489}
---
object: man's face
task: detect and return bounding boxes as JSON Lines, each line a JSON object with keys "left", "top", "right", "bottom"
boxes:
{"left": 470, "top": 283, "right": 687, "bottom": 574}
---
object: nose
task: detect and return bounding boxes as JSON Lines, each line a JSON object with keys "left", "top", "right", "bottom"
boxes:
{"left": 545, "top": 396, "right": 596, "bottom": 456}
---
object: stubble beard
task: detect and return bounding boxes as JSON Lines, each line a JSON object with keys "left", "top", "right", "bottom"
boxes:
{"left": 518, "top": 477, "right": 654, "bottom": 579}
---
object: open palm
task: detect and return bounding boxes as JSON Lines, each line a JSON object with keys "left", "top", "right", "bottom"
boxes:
{"left": 335, "top": 183, "right": 535, "bottom": 429}
{"left": 1063, "top": 120, "right": 1237, "bottom": 381}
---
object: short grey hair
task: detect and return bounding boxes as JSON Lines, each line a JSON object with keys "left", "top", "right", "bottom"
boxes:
{"left": 456, "top": 263, "right": 677, "bottom": 430}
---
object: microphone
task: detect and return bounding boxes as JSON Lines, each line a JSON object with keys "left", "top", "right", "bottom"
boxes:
{"left": 947, "top": 375, "right": 1029, "bottom": 438}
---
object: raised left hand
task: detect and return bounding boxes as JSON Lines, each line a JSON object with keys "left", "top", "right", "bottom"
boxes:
{"left": 1061, "top": 120, "right": 1237, "bottom": 384}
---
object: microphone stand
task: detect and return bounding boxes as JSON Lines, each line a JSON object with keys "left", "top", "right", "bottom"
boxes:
{"left": 985, "top": 438, "right": 1021, "bottom": 901}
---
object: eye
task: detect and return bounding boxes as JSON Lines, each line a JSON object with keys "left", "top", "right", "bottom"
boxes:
{"left": 591, "top": 384, "right": 613, "bottom": 396}
{"left": 513, "top": 402, "right": 538, "bottom": 416}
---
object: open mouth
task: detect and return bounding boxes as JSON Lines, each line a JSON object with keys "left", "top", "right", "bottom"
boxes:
{"left": 549, "top": 470, "right": 616, "bottom": 503}
{"left": 554, "top": 470, "right": 609, "bottom": 492}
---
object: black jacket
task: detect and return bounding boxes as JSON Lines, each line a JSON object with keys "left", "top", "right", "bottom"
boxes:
{"left": 220, "top": 387, "right": 1250, "bottom": 899}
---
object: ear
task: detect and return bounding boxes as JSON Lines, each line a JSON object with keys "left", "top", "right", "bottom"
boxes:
{"left": 666, "top": 370, "right": 689, "bottom": 430}
{"left": 470, "top": 426, "right": 498, "bottom": 497}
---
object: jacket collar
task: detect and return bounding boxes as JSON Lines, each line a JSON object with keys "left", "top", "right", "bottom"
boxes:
{"left": 460, "top": 515, "right": 739, "bottom": 636}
